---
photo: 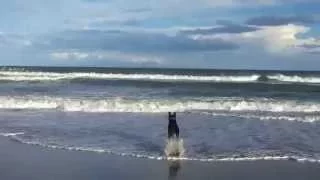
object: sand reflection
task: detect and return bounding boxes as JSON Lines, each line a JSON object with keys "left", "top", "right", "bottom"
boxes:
{"left": 168, "top": 160, "right": 181, "bottom": 180}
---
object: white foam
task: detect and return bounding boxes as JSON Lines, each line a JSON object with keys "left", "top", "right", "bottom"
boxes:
{"left": 268, "top": 74, "right": 320, "bottom": 84}
{"left": 0, "top": 96, "right": 319, "bottom": 115}
{"left": 0, "top": 132, "right": 24, "bottom": 137}
{"left": 0, "top": 70, "right": 260, "bottom": 83}
{"left": 1, "top": 70, "right": 320, "bottom": 85}
{"left": 207, "top": 112, "right": 320, "bottom": 122}
{"left": 5, "top": 135, "right": 320, "bottom": 164}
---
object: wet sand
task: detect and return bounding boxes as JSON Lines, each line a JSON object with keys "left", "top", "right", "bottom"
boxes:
{"left": 0, "top": 136, "right": 320, "bottom": 180}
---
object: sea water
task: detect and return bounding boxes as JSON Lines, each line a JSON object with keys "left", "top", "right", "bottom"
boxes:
{"left": 0, "top": 66, "right": 320, "bottom": 162}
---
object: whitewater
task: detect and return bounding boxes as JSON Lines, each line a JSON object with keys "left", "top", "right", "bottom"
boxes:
{"left": 0, "top": 69, "right": 320, "bottom": 84}
{"left": 0, "top": 96, "right": 319, "bottom": 114}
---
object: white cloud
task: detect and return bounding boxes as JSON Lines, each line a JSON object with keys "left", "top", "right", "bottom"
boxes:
{"left": 50, "top": 51, "right": 89, "bottom": 60}
{"left": 186, "top": 24, "right": 317, "bottom": 54}
{"left": 50, "top": 50, "right": 163, "bottom": 64}
{"left": 241, "top": 24, "right": 310, "bottom": 53}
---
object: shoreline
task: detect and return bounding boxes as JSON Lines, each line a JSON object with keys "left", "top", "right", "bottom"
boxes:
{"left": 6, "top": 133, "right": 320, "bottom": 164}
{"left": 1, "top": 136, "right": 320, "bottom": 180}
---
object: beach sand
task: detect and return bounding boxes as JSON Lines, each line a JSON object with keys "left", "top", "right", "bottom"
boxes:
{"left": 0, "top": 136, "right": 320, "bottom": 180}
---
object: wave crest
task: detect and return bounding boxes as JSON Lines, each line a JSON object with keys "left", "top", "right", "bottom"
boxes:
{"left": 268, "top": 74, "right": 320, "bottom": 84}
{"left": 0, "top": 96, "right": 319, "bottom": 114}
{"left": 1, "top": 70, "right": 320, "bottom": 84}
{"left": 0, "top": 71, "right": 260, "bottom": 83}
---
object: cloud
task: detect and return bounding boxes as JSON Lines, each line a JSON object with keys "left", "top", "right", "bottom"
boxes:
{"left": 123, "top": 8, "right": 152, "bottom": 13}
{"left": 40, "top": 29, "right": 238, "bottom": 67}
{"left": 43, "top": 30, "right": 238, "bottom": 53}
{"left": 246, "top": 16, "right": 316, "bottom": 26}
{"left": 180, "top": 24, "right": 260, "bottom": 35}
{"left": 50, "top": 51, "right": 89, "bottom": 60}
{"left": 1, "top": 0, "right": 320, "bottom": 70}
{"left": 81, "top": 0, "right": 276, "bottom": 8}
{"left": 49, "top": 50, "right": 164, "bottom": 67}
{"left": 183, "top": 24, "right": 313, "bottom": 54}
{"left": 236, "top": 24, "right": 310, "bottom": 53}
{"left": 300, "top": 44, "right": 320, "bottom": 49}
{"left": 81, "top": 0, "right": 111, "bottom": 3}
{"left": 0, "top": 33, "right": 32, "bottom": 47}
{"left": 296, "top": 38, "right": 320, "bottom": 54}
{"left": 50, "top": 50, "right": 163, "bottom": 64}
{"left": 90, "top": 19, "right": 142, "bottom": 27}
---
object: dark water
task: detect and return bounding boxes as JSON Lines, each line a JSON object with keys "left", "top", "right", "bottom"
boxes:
{"left": 0, "top": 66, "right": 320, "bottom": 162}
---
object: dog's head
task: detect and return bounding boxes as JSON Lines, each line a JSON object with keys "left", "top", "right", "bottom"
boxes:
{"left": 168, "top": 112, "right": 176, "bottom": 120}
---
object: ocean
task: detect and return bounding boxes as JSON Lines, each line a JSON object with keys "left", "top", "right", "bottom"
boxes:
{"left": 0, "top": 66, "right": 320, "bottom": 162}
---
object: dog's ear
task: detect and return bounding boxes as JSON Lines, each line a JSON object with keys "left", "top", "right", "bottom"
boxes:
{"left": 173, "top": 112, "right": 176, "bottom": 117}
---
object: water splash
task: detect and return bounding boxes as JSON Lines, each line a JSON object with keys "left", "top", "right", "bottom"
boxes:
{"left": 165, "top": 138, "right": 185, "bottom": 157}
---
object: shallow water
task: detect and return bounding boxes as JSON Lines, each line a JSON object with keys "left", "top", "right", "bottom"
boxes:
{"left": 0, "top": 111, "right": 320, "bottom": 163}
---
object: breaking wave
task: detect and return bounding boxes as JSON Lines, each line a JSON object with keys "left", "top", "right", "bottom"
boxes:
{"left": 0, "top": 132, "right": 25, "bottom": 137}
{"left": 0, "top": 70, "right": 320, "bottom": 84}
{"left": 268, "top": 74, "right": 320, "bottom": 84}
{"left": 0, "top": 70, "right": 260, "bottom": 83}
{"left": 204, "top": 112, "right": 320, "bottom": 122}
{"left": 0, "top": 96, "right": 319, "bottom": 114}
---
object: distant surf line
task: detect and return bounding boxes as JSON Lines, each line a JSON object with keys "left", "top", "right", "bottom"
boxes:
{"left": 0, "top": 70, "right": 320, "bottom": 84}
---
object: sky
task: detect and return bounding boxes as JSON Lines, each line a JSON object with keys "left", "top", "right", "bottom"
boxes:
{"left": 1, "top": 0, "right": 320, "bottom": 70}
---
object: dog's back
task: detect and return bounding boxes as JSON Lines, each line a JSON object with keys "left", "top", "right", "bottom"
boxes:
{"left": 168, "top": 112, "right": 179, "bottom": 138}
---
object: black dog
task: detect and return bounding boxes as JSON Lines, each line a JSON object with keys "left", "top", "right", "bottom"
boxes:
{"left": 168, "top": 112, "right": 179, "bottom": 139}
